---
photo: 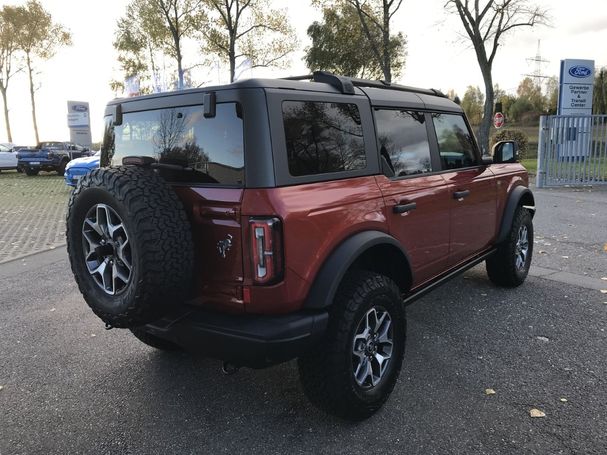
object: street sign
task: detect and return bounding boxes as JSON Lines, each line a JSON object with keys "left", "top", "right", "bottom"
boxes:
{"left": 493, "top": 112, "right": 505, "bottom": 129}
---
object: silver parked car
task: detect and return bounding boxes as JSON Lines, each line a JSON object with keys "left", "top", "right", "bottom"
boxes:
{"left": 0, "top": 143, "right": 18, "bottom": 171}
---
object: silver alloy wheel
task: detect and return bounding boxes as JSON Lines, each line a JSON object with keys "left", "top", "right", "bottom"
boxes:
{"left": 82, "top": 203, "right": 132, "bottom": 295}
{"left": 515, "top": 224, "right": 529, "bottom": 271}
{"left": 352, "top": 306, "right": 393, "bottom": 389}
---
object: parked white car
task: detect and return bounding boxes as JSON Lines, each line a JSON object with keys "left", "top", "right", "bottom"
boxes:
{"left": 0, "top": 143, "right": 18, "bottom": 171}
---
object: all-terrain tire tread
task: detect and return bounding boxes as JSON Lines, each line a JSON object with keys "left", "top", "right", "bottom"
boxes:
{"left": 66, "top": 166, "right": 193, "bottom": 327}
{"left": 298, "top": 271, "right": 405, "bottom": 420}
{"left": 486, "top": 207, "right": 533, "bottom": 287}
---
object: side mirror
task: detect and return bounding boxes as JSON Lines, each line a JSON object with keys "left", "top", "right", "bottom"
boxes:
{"left": 492, "top": 141, "right": 519, "bottom": 163}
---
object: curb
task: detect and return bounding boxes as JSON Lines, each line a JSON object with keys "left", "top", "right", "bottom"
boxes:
{"left": 0, "top": 243, "right": 67, "bottom": 266}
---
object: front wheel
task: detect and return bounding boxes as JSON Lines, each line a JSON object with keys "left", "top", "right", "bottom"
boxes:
{"left": 486, "top": 207, "right": 533, "bottom": 287}
{"left": 298, "top": 271, "right": 406, "bottom": 420}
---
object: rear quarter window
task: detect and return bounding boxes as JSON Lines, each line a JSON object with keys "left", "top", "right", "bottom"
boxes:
{"left": 102, "top": 103, "right": 244, "bottom": 186}
{"left": 282, "top": 101, "right": 366, "bottom": 177}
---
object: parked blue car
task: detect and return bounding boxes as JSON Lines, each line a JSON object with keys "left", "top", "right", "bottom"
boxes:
{"left": 17, "top": 141, "right": 91, "bottom": 176}
{"left": 64, "top": 151, "right": 100, "bottom": 187}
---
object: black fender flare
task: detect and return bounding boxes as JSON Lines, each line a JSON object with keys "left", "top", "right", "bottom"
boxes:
{"left": 303, "top": 230, "right": 412, "bottom": 310}
{"left": 496, "top": 186, "right": 536, "bottom": 244}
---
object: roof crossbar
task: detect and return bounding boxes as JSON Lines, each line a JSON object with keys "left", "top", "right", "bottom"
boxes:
{"left": 280, "top": 71, "right": 446, "bottom": 98}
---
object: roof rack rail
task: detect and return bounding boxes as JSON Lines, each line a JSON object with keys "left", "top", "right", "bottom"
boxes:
{"left": 282, "top": 74, "right": 314, "bottom": 81}
{"left": 348, "top": 76, "right": 447, "bottom": 98}
{"left": 281, "top": 71, "right": 446, "bottom": 98}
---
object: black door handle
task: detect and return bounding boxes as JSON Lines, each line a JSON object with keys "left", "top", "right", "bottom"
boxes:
{"left": 393, "top": 202, "right": 417, "bottom": 214}
{"left": 453, "top": 190, "right": 470, "bottom": 200}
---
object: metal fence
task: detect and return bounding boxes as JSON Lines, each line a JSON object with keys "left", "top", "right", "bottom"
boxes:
{"left": 536, "top": 115, "right": 607, "bottom": 187}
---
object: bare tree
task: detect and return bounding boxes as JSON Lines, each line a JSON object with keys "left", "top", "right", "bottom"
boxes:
{"left": 0, "top": 5, "right": 21, "bottom": 142}
{"left": 203, "top": 0, "right": 296, "bottom": 82}
{"left": 115, "top": 0, "right": 204, "bottom": 92}
{"left": 15, "top": 1, "right": 71, "bottom": 144}
{"left": 445, "top": 0, "right": 548, "bottom": 153}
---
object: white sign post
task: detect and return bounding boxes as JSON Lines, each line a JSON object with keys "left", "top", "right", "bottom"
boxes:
{"left": 67, "top": 101, "right": 92, "bottom": 147}
{"left": 557, "top": 59, "right": 595, "bottom": 160}
{"left": 558, "top": 59, "right": 594, "bottom": 115}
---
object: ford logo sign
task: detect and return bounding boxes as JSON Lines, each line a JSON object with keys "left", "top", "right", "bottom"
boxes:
{"left": 568, "top": 65, "right": 592, "bottom": 78}
{"left": 71, "top": 104, "right": 88, "bottom": 112}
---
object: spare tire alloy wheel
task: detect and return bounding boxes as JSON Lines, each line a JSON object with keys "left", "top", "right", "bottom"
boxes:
{"left": 66, "top": 166, "right": 194, "bottom": 328}
{"left": 352, "top": 307, "right": 393, "bottom": 388}
{"left": 82, "top": 203, "right": 132, "bottom": 295}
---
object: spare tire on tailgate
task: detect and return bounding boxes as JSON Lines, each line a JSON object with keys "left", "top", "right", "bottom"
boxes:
{"left": 66, "top": 166, "right": 194, "bottom": 328}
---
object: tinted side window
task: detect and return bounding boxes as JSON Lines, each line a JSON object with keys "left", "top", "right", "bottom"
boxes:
{"left": 432, "top": 113, "right": 478, "bottom": 170}
{"left": 282, "top": 101, "right": 366, "bottom": 177}
{"left": 103, "top": 103, "right": 244, "bottom": 185}
{"left": 374, "top": 109, "right": 432, "bottom": 177}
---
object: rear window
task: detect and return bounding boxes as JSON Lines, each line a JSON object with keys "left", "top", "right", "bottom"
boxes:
{"left": 38, "top": 142, "right": 63, "bottom": 149}
{"left": 282, "top": 101, "right": 366, "bottom": 177}
{"left": 102, "top": 103, "right": 244, "bottom": 186}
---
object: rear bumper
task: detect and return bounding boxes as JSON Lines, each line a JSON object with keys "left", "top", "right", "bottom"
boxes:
{"left": 18, "top": 159, "right": 57, "bottom": 170}
{"left": 142, "top": 307, "right": 329, "bottom": 368}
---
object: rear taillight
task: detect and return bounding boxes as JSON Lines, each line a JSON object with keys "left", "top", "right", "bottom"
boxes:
{"left": 249, "top": 217, "right": 283, "bottom": 284}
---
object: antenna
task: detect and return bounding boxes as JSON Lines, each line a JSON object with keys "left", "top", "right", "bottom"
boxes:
{"left": 523, "top": 40, "right": 550, "bottom": 91}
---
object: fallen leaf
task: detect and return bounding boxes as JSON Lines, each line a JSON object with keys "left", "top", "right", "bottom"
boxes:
{"left": 0, "top": 385, "right": 3, "bottom": 391}
{"left": 601, "top": 290, "right": 607, "bottom": 294}
{"left": 561, "top": 256, "right": 569, "bottom": 259}
{"left": 536, "top": 336, "right": 550, "bottom": 342}
{"left": 49, "top": 308, "right": 56, "bottom": 312}
{"left": 601, "top": 277, "right": 607, "bottom": 281}
{"left": 90, "top": 334, "right": 96, "bottom": 337}
{"left": 485, "top": 388, "right": 496, "bottom": 395}
{"left": 560, "top": 398, "right": 568, "bottom": 403}
{"left": 539, "top": 250, "right": 547, "bottom": 254}
{"left": 604, "top": 243, "right": 607, "bottom": 253}
{"left": 530, "top": 408, "right": 546, "bottom": 418}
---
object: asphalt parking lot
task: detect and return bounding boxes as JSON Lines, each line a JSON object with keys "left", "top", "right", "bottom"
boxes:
{"left": 0, "top": 179, "right": 606, "bottom": 454}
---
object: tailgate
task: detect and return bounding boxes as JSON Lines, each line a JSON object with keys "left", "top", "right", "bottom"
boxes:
{"left": 173, "top": 186, "right": 245, "bottom": 312}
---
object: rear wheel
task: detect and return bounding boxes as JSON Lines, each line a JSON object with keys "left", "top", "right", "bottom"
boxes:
{"left": 486, "top": 207, "right": 533, "bottom": 287}
{"left": 24, "top": 168, "right": 39, "bottom": 176}
{"left": 298, "top": 271, "right": 406, "bottom": 420}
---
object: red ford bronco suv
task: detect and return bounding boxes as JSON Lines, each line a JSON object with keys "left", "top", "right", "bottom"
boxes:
{"left": 66, "top": 72, "right": 535, "bottom": 420}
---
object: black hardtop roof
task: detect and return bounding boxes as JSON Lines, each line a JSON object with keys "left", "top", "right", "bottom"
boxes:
{"left": 107, "top": 71, "right": 461, "bottom": 113}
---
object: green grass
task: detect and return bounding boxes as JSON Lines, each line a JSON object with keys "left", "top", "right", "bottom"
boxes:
{"left": 521, "top": 158, "right": 537, "bottom": 175}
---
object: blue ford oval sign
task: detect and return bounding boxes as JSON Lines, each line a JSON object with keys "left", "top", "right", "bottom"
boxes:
{"left": 568, "top": 65, "right": 592, "bottom": 78}
{"left": 71, "top": 104, "right": 88, "bottom": 112}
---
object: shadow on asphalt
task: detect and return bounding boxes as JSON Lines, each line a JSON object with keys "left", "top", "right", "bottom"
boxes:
{"left": 2, "top": 261, "right": 606, "bottom": 454}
